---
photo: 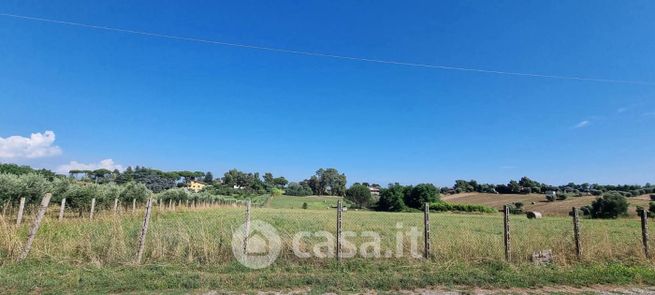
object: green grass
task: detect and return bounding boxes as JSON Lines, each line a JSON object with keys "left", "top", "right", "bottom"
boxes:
{"left": 2, "top": 260, "right": 655, "bottom": 294}
{"left": 269, "top": 195, "right": 343, "bottom": 209}
{"left": 1, "top": 206, "right": 654, "bottom": 293}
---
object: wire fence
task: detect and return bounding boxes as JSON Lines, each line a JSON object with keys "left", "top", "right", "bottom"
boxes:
{"left": 0, "top": 196, "right": 653, "bottom": 267}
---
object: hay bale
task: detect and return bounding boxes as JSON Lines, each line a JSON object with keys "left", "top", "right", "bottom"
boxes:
{"left": 526, "top": 211, "right": 542, "bottom": 219}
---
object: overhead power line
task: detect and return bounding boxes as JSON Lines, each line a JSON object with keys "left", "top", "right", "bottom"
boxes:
{"left": 1, "top": 12, "right": 653, "bottom": 86}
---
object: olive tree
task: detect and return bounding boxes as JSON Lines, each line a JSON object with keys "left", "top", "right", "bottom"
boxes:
{"left": 0, "top": 173, "right": 20, "bottom": 213}
{"left": 119, "top": 182, "right": 151, "bottom": 205}
{"left": 17, "top": 173, "right": 51, "bottom": 205}
{"left": 64, "top": 182, "right": 102, "bottom": 216}
{"left": 157, "top": 188, "right": 189, "bottom": 203}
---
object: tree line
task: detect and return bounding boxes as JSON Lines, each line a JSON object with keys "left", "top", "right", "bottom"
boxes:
{"left": 447, "top": 176, "right": 655, "bottom": 198}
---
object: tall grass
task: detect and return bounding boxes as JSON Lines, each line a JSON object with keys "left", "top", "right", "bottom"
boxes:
{"left": 1, "top": 206, "right": 652, "bottom": 267}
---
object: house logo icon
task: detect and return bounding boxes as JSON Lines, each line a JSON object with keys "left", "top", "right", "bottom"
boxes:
{"left": 231, "top": 220, "right": 282, "bottom": 269}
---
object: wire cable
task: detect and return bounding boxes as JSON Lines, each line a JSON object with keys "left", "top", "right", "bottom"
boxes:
{"left": 1, "top": 12, "right": 653, "bottom": 86}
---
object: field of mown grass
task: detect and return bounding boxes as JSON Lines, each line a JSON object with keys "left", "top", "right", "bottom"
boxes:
{"left": 1, "top": 205, "right": 654, "bottom": 293}
{"left": 443, "top": 193, "right": 653, "bottom": 217}
{"left": 268, "top": 195, "right": 343, "bottom": 210}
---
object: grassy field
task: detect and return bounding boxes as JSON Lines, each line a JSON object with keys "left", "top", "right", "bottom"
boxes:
{"left": 443, "top": 193, "right": 653, "bottom": 217}
{"left": 1, "top": 204, "right": 654, "bottom": 293}
{"left": 268, "top": 195, "right": 343, "bottom": 210}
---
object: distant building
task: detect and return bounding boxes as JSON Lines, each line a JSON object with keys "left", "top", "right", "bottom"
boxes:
{"left": 368, "top": 186, "right": 380, "bottom": 196}
{"left": 188, "top": 181, "right": 206, "bottom": 193}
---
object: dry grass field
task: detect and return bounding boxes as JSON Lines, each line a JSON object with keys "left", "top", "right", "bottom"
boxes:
{"left": 442, "top": 193, "right": 652, "bottom": 217}
{"left": 1, "top": 204, "right": 654, "bottom": 293}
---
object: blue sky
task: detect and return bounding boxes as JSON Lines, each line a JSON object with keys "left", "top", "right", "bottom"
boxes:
{"left": 1, "top": 1, "right": 654, "bottom": 186}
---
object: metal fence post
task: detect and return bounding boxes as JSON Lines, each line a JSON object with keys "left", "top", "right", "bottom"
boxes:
{"left": 503, "top": 204, "right": 510, "bottom": 262}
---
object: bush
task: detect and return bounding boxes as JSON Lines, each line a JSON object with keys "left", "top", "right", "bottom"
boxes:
{"left": 650, "top": 194, "right": 655, "bottom": 201}
{"left": 302, "top": 202, "right": 308, "bottom": 209}
{"left": 285, "top": 182, "right": 313, "bottom": 196}
{"left": 557, "top": 193, "right": 568, "bottom": 201}
{"left": 580, "top": 205, "right": 592, "bottom": 216}
{"left": 271, "top": 187, "right": 284, "bottom": 197}
{"left": 590, "top": 192, "right": 629, "bottom": 219}
{"left": 64, "top": 182, "right": 102, "bottom": 215}
{"left": 429, "top": 202, "right": 496, "bottom": 213}
{"left": 345, "top": 184, "right": 372, "bottom": 208}
{"left": 120, "top": 182, "right": 151, "bottom": 203}
{"left": 157, "top": 188, "right": 189, "bottom": 203}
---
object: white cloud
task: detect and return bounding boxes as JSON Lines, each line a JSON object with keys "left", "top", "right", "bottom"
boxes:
{"left": 573, "top": 120, "right": 590, "bottom": 128}
{"left": 57, "top": 159, "right": 124, "bottom": 174}
{"left": 0, "top": 130, "right": 62, "bottom": 159}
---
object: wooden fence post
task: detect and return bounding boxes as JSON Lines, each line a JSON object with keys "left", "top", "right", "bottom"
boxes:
{"left": 641, "top": 209, "right": 650, "bottom": 258}
{"left": 17, "top": 193, "right": 52, "bottom": 262}
{"left": 132, "top": 198, "right": 136, "bottom": 213}
{"left": 113, "top": 198, "right": 119, "bottom": 215}
{"left": 503, "top": 204, "right": 510, "bottom": 262}
{"left": 2, "top": 200, "right": 8, "bottom": 217}
{"left": 136, "top": 198, "right": 153, "bottom": 264}
{"left": 243, "top": 200, "right": 251, "bottom": 253}
{"left": 89, "top": 198, "right": 96, "bottom": 220}
{"left": 572, "top": 207, "right": 581, "bottom": 259}
{"left": 337, "top": 200, "right": 343, "bottom": 262}
{"left": 424, "top": 202, "right": 431, "bottom": 259}
{"left": 58, "top": 198, "right": 66, "bottom": 221}
{"left": 16, "top": 197, "right": 26, "bottom": 226}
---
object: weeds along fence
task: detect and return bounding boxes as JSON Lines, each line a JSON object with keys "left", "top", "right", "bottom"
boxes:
{"left": 0, "top": 196, "right": 653, "bottom": 267}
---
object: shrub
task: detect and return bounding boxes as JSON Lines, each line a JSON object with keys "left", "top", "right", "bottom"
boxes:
{"left": 302, "top": 202, "right": 308, "bottom": 209}
{"left": 64, "top": 182, "right": 102, "bottom": 215}
{"left": 271, "top": 187, "right": 284, "bottom": 197}
{"left": 506, "top": 203, "right": 523, "bottom": 214}
{"left": 157, "top": 188, "right": 189, "bottom": 203}
{"left": 345, "top": 184, "right": 372, "bottom": 208}
{"left": 120, "top": 182, "right": 151, "bottom": 203}
{"left": 580, "top": 205, "right": 592, "bottom": 216}
{"left": 557, "top": 193, "right": 568, "bottom": 201}
{"left": 285, "top": 182, "right": 313, "bottom": 196}
{"left": 590, "top": 192, "right": 629, "bottom": 219}
{"left": 650, "top": 194, "right": 655, "bottom": 201}
{"left": 429, "top": 202, "right": 496, "bottom": 213}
